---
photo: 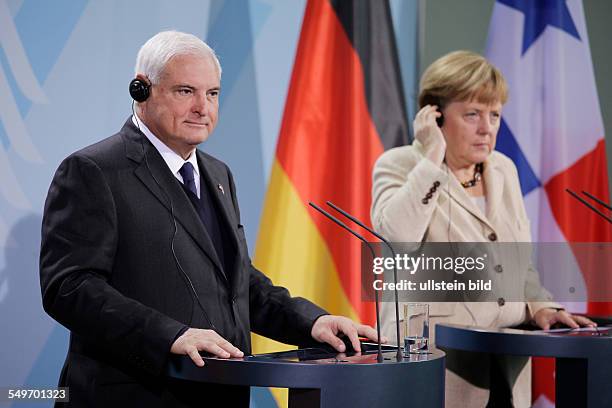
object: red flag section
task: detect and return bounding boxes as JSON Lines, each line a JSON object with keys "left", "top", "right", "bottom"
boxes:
{"left": 275, "top": 0, "right": 383, "bottom": 321}
{"left": 545, "top": 139, "right": 612, "bottom": 315}
{"left": 252, "top": 1, "right": 408, "bottom": 406}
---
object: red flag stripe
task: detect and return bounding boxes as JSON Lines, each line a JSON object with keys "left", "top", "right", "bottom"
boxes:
{"left": 544, "top": 139, "right": 612, "bottom": 315}
{"left": 275, "top": 0, "right": 384, "bottom": 321}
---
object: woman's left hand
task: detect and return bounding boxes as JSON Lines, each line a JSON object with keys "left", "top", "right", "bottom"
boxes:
{"left": 533, "top": 308, "right": 596, "bottom": 330}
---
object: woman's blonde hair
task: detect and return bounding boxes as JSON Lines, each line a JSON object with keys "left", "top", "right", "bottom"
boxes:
{"left": 418, "top": 50, "right": 508, "bottom": 109}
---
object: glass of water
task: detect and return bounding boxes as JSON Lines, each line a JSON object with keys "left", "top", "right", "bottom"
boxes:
{"left": 403, "top": 303, "right": 429, "bottom": 354}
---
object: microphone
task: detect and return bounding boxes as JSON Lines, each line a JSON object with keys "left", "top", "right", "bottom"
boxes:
{"left": 566, "top": 189, "right": 612, "bottom": 224}
{"left": 308, "top": 202, "right": 385, "bottom": 363}
{"left": 325, "top": 201, "right": 403, "bottom": 362}
{"left": 581, "top": 190, "right": 612, "bottom": 211}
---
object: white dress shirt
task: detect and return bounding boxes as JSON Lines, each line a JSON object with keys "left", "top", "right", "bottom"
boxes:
{"left": 132, "top": 114, "right": 201, "bottom": 198}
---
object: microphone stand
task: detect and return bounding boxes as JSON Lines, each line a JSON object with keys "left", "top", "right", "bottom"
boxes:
{"left": 309, "top": 202, "right": 384, "bottom": 363}
{"left": 326, "top": 201, "right": 403, "bottom": 362}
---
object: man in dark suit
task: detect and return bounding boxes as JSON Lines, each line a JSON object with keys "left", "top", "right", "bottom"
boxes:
{"left": 39, "top": 31, "right": 381, "bottom": 407}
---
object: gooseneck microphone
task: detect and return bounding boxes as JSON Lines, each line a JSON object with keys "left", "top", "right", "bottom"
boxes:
{"left": 325, "top": 201, "right": 403, "bottom": 362}
{"left": 566, "top": 189, "right": 612, "bottom": 224}
{"left": 582, "top": 190, "right": 612, "bottom": 211}
{"left": 308, "top": 202, "right": 384, "bottom": 363}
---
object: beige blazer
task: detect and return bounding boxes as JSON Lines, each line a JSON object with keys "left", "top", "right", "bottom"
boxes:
{"left": 371, "top": 141, "right": 561, "bottom": 408}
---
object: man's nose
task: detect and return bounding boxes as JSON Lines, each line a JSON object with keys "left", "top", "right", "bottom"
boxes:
{"left": 192, "top": 93, "right": 210, "bottom": 115}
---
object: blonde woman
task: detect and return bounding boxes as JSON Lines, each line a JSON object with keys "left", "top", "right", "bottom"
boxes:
{"left": 371, "top": 51, "right": 593, "bottom": 407}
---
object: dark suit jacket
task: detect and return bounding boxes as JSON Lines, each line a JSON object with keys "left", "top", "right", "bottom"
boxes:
{"left": 39, "top": 118, "right": 326, "bottom": 407}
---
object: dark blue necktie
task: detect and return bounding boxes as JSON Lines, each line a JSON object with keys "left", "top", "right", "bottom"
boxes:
{"left": 179, "top": 162, "right": 197, "bottom": 197}
{"left": 178, "top": 161, "right": 227, "bottom": 272}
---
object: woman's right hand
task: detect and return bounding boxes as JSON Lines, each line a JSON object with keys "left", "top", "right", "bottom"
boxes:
{"left": 413, "top": 105, "right": 446, "bottom": 166}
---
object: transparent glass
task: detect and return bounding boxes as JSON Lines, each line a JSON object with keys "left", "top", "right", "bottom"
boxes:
{"left": 403, "top": 303, "right": 429, "bottom": 354}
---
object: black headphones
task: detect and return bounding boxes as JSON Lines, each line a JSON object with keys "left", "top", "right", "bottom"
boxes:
{"left": 129, "top": 78, "right": 150, "bottom": 102}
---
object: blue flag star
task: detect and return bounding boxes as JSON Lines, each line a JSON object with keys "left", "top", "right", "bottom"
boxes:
{"left": 498, "top": 0, "right": 581, "bottom": 55}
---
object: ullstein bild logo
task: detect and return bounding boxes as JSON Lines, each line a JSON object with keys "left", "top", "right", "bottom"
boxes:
{"left": 372, "top": 278, "right": 492, "bottom": 292}
{"left": 371, "top": 253, "right": 491, "bottom": 293}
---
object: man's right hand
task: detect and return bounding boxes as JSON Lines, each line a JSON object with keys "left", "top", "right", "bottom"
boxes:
{"left": 170, "top": 328, "right": 244, "bottom": 367}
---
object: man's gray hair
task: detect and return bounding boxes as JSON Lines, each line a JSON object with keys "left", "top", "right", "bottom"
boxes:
{"left": 134, "top": 30, "right": 222, "bottom": 84}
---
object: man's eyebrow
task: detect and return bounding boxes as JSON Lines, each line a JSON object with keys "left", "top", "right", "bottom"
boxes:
{"left": 170, "top": 85, "right": 220, "bottom": 92}
{"left": 172, "top": 84, "right": 196, "bottom": 90}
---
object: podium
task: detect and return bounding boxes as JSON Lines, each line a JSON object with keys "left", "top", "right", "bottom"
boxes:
{"left": 167, "top": 343, "right": 445, "bottom": 407}
{"left": 436, "top": 323, "right": 612, "bottom": 408}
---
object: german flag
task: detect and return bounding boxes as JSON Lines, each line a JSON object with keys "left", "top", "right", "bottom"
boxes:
{"left": 252, "top": 0, "right": 409, "bottom": 404}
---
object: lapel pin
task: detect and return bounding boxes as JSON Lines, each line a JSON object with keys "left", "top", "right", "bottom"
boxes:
{"left": 217, "top": 184, "right": 225, "bottom": 195}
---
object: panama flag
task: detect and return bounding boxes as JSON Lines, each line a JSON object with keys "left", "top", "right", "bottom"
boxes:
{"left": 251, "top": 0, "right": 409, "bottom": 406}
{"left": 486, "top": 0, "right": 611, "bottom": 406}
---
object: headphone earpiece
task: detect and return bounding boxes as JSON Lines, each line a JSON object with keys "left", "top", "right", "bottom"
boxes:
{"left": 129, "top": 78, "right": 150, "bottom": 102}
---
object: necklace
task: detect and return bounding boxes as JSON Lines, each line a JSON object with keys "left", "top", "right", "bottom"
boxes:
{"left": 460, "top": 163, "right": 483, "bottom": 188}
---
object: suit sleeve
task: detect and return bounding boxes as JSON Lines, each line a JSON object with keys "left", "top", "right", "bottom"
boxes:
{"left": 39, "top": 154, "right": 187, "bottom": 376}
{"left": 224, "top": 165, "right": 328, "bottom": 345}
{"left": 371, "top": 147, "right": 449, "bottom": 242}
